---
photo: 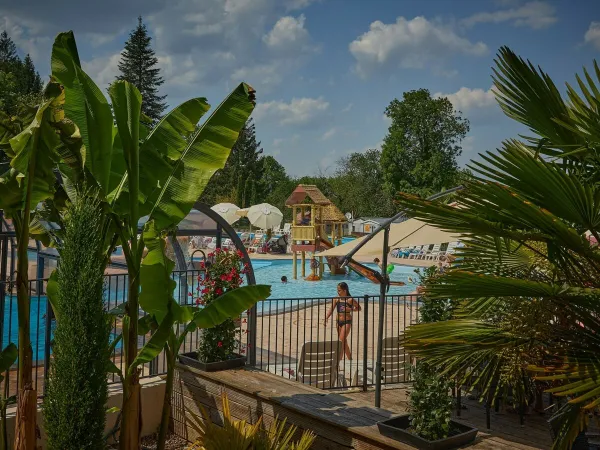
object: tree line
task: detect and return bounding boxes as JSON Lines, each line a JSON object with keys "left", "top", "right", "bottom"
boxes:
{"left": 202, "top": 88, "right": 471, "bottom": 224}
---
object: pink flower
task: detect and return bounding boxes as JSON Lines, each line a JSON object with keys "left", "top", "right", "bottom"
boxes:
{"left": 217, "top": 341, "right": 223, "bottom": 347}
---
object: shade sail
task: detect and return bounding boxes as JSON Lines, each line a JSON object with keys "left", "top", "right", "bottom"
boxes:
{"left": 389, "top": 224, "right": 461, "bottom": 248}
{"left": 317, "top": 219, "right": 424, "bottom": 257}
{"left": 317, "top": 218, "right": 460, "bottom": 258}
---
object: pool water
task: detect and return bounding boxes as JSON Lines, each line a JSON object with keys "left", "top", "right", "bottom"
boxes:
{"left": 252, "top": 259, "right": 416, "bottom": 299}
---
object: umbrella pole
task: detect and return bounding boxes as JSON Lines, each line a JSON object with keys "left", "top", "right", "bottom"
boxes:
{"left": 375, "top": 226, "right": 389, "bottom": 408}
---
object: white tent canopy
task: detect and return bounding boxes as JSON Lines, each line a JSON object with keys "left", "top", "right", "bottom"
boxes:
{"left": 317, "top": 218, "right": 460, "bottom": 258}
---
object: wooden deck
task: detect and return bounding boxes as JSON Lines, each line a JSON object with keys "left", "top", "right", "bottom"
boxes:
{"left": 172, "top": 366, "right": 554, "bottom": 449}
{"left": 346, "top": 387, "right": 551, "bottom": 449}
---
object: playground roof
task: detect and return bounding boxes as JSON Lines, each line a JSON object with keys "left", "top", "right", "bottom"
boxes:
{"left": 322, "top": 204, "right": 346, "bottom": 222}
{"left": 285, "top": 184, "right": 331, "bottom": 206}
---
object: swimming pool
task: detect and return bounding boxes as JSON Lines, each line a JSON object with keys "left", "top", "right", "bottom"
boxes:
{"left": 252, "top": 259, "right": 416, "bottom": 299}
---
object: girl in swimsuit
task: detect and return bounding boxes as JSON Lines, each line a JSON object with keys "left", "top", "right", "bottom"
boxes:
{"left": 324, "top": 282, "right": 361, "bottom": 360}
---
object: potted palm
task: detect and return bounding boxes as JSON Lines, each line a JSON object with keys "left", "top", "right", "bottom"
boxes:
{"left": 179, "top": 247, "right": 253, "bottom": 371}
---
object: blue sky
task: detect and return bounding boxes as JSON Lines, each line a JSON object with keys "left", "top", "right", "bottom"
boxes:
{"left": 2, "top": 0, "right": 600, "bottom": 176}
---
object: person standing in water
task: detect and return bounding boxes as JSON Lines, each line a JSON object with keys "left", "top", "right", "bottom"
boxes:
{"left": 324, "top": 282, "right": 361, "bottom": 360}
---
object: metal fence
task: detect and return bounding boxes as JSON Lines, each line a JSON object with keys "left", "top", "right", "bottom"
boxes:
{"left": 0, "top": 269, "right": 251, "bottom": 398}
{"left": 0, "top": 268, "right": 418, "bottom": 397}
{"left": 253, "top": 294, "right": 420, "bottom": 390}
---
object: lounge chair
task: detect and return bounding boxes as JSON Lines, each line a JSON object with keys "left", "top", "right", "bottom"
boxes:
{"left": 367, "top": 336, "right": 408, "bottom": 384}
{"left": 247, "top": 234, "right": 264, "bottom": 253}
{"left": 425, "top": 243, "right": 442, "bottom": 261}
{"left": 296, "top": 341, "right": 342, "bottom": 389}
{"left": 282, "top": 223, "right": 291, "bottom": 235}
{"left": 408, "top": 245, "right": 424, "bottom": 259}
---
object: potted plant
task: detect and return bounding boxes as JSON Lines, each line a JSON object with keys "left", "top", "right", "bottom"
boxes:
{"left": 378, "top": 266, "right": 477, "bottom": 449}
{"left": 179, "top": 247, "right": 253, "bottom": 371}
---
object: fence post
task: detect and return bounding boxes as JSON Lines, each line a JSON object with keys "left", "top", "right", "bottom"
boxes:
{"left": 362, "top": 295, "right": 368, "bottom": 392}
{"left": 44, "top": 295, "right": 53, "bottom": 390}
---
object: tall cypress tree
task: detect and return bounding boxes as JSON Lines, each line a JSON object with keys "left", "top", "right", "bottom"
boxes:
{"left": 117, "top": 16, "right": 167, "bottom": 123}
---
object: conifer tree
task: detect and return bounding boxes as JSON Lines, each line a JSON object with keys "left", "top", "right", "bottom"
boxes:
{"left": 0, "top": 31, "right": 18, "bottom": 71}
{"left": 116, "top": 16, "right": 167, "bottom": 123}
{"left": 20, "top": 54, "right": 43, "bottom": 95}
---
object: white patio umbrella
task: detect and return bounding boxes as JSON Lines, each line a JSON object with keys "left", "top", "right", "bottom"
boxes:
{"left": 210, "top": 203, "right": 240, "bottom": 225}
{"left": 247, "top": 203, "right": 283, "bottom": 230}
{"left": 236, "top": 208, "right": 249, "bottom": 217}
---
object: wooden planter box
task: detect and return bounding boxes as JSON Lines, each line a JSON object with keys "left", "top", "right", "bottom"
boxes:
{"left": 178, "top": 352, "right": 246, "bottom": 372}
{"left": 377, "top": 415, "right": 478, "bottom": 450}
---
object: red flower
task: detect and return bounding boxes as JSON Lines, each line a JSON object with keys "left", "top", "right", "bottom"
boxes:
{"left": 237, "top": 250, "right": 244, "bottom": 258}
{"left": 220, "top": 274, "right": 228, "bottom": 281}
{"left": 198, "top": 299, "right": 205, "bottom": 305}
{"left": 208, "top": 252, "right": 214, "bottom": 258}
{"left": 188, "top": 292, "right": 193, "bottom": 297}
{"left": 242, "top": 318, "right": 247, "bottom": 324}
{"left": 217, "top": 341, "right": 223, "bottom": 347}
{"left": 215, "top": 288, "right": 223, "bottom": 295}
{"left": 215, "top": 248, "right": 221, "bottom": 254}
{"left": 240, "top": 348, "right": 246, "bottom": 354}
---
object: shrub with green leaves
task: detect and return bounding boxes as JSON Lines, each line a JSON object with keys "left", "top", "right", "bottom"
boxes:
{"left": 43, "top": 196, "right": 112, "bottom": 450}
{"left": 408, "top": 265, "right": 454, "bottom": 440}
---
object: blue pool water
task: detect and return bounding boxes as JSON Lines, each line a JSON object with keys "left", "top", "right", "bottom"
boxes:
{"left": 252, "top": 259, "right": 416, "bottom": 300}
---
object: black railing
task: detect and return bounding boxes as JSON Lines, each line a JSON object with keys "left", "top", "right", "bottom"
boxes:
{"left": 0, "top": 269, "right": 250, "bottom": 398}
{"left": 253, "top": 294, "right": 420, "bottom": 390}
{"left": 0, "top": 269, "right": 419, "bottom": 396}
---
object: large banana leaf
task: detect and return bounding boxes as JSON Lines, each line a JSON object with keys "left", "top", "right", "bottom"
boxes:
{"left": 185, "top": 284, "right": 271, "bottom": 334}
{"left": 107, "top": 97, "right": 211, "bottom": 217}
{"left": 146, "top": 83, "right": 256, "bottom": 231}
{"left": 0, "top": 84, "right": 63, "bottom": 214}
{"left": 51, "top": 31, "right": 113, "bottom": 194}
{"left": 139, "top": 220, "right": 176, "bottom": 320}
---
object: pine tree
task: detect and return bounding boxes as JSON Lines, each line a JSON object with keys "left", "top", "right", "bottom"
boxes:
{"left": 20, "top": 54, "right": 43, "bottom": 95}
{"left": 117, "top": 16, "right": 167, "bottom": 123}
{"left": 0, "top": 31, "right": 18, "bottom": 71}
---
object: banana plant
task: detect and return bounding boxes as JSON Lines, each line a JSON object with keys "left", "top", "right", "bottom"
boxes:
{"left": 0, "top": 80, "right": 68, "bottom": 450}
{"left": 138, "top": 220, "right": 270, "bottom": 450}
{"left": 49, "top": 31, "right": 256, "bottom": 450}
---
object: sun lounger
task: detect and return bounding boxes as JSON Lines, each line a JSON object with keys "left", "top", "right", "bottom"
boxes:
{"left": 296, "top": 341, "right": 342, "bottom": 389}
{"left": 367, "top": 336, "right": 408, "bottom": 384}
{"left": 247, "top": 234, "right": 264, "bottom": 253}
{"left": 425, "top": 243, "right": 442, "bottom": 260}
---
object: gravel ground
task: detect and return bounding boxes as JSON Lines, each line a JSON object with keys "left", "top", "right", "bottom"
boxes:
{"left": 109, "top": 433, "right": 189, "bottom": 450}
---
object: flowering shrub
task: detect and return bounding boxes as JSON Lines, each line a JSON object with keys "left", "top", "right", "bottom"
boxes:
{"left": 195, "top": 248, "right": 251, "bottom": 363}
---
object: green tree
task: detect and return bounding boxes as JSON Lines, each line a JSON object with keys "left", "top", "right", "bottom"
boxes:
{"left": 116, "top": 16, "right": 167, "bottom": 123}
{"left": 44, "top": 196, "right": 111, "bottom": 450}
{"left": 19, "top": 55, "right": 43, "bottom": 97}
{"left": 0, "top": 31, "right": 18, "bottom": 70}
{"left": 398, "top": 48, "right": 600, "bottom": 449}
{"left": 381, "top": 89, "right": 469, "bottom": 197}
{"left": 332, "top": 149, "right": 395, "bottom": 218}
{"left": 258, "top": 155, "right": 288, "bottom": 199}
{"left": 201, "top": 119, "right": 264, "bottom": 206}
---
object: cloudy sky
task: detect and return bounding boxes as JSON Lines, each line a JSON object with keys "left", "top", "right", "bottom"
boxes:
{"left": 2, "top": 0, "right": 599, "bottom": 175}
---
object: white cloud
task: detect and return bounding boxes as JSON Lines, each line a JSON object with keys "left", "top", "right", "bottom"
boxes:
{"left": 462, "top": 1, "right": 557, "bottom": 29}
{"left": 254, "top": 96, "right": 329, "bottom": 125}
{"left": 434, "top": 86, "right": 497, "bottom": 112}
{"left": 349, "top": 16, "right": 488, "bottom": 78}
{"left": 585, "top": 22, "right": 600, "bottom": 50}
{"left": 263, "top": 14, "right": 315, "bottom": 53}
{"left": 342, "top": 103, "right": 353, "bottom": 112}
{"left": 321, "top": 127, "right": 337, "bottom": 140}
{"left": 231, "top": 62, "right": 283, "bottom": 91}
{"left": 82, "top": 52, "right": 122, "bottom": 91}
{"left": 285, "top": 0, "right": 320, "bottom": 11}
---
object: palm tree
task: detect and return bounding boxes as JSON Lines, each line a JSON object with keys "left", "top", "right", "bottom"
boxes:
{"left": 396, "top": 47, "right": 600, "bottom": 449}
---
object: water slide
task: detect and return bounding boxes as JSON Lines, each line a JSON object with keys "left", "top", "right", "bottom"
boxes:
{"left": 317, "top": 238, "right": 405, "bottom": 286}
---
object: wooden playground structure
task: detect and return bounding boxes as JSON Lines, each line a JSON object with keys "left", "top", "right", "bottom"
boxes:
{"left": 285, "top": 185, "right": 347, "bottom": 280}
